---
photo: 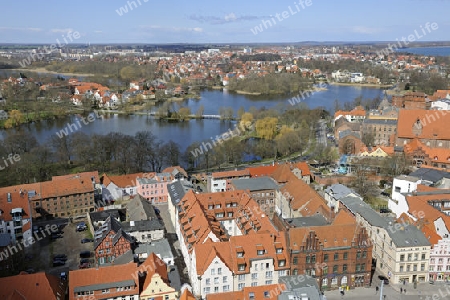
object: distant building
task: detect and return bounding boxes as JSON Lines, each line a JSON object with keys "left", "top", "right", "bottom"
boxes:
{"left": 211, "top": 169, "right": 250, "bottom": 192}
{"left": 392, "top": 92, "right": 428, "bottom": 110}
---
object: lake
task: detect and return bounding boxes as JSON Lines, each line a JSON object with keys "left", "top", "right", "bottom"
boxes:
{"left": 396, "top": 46, "right": 450, "bottom": 56}
{"left": 0, "top": 86, "right": 384, "bottom": 151}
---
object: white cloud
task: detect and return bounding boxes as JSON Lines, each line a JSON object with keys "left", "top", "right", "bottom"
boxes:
{"left": 141, "top": 25, "right": 203, "bottom": 33}
{"left": 50, "top": 28, "right": 74, "bottom": 34}
{"left": 224, "top": 13, "right": 237, "bottom": 21}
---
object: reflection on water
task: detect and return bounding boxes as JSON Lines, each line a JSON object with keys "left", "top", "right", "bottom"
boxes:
{"left": 0, "top": 86, "right": 383, "bottom": 151}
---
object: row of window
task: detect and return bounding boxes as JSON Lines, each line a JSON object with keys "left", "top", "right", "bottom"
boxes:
{"left": 208, "top": 203, "right": 238, "bottom": 209}
{"left": 400, "top": 264, "right": 425, "bottom": 272}
{"left": 400, "top": 253, "right": 427, "bottom": 261}
{"left": 302, "top": 251, "right": 358, "bottom": 264}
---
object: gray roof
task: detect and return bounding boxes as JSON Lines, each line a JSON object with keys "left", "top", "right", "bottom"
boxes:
{"left": 134, "top": 239, "right": 174, "bottom": 260}
{"left": 89, "top": 209, "right": 126, "bottom": 223}
{"left": 395, "top": 175, "right": 420, "bottom": 183}
{"left": 74, "top": 278, "right": 136, "bottom": 293}
{"left": 409, "top": 168, "right": 450, "bottom": 184}
{"left": 340, "top": 196, "right": 430, "bottom": 248}
{"left": 278, "top": 275, "right": 322, "bottom": 300}
{"left": 137, "top": 177, "right": 158, "bottom": 185}
{"left": 122, "top": 219, "right": 164, "bottom": 232}
{"left": 167, "top": 180, "right": 189, "bottom": 207}
{"left": 231, "top": 176, "right": 279, "bottom": 191}
{"left": 286, "top": 214, "right": 329, "bottom": 227}
{"left": 126, "top": 195, "right": 157, "bottom": 221}
{"left": 363, "top": 118, "right": 397, "bottom": 125}
{"left": 99, "top": 249, "right": 134, "bottom": 267}
{"left": 324, "top": 183, "right": 360, "bottom": 200}
{"left": 0, "top": 233, "right": 11, "bottom": 247}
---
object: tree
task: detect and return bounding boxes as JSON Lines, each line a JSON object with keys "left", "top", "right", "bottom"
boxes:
{"left": 240, "top": 112, "right": 254, "bottom": 131}
{"left": 195, "top": 105, "right": 204, "bottom": 118}
{"left": 362, "top": 132, "right": 375, "bottom": 147}
{"left": 237, "top": 106, "right": 245, "bottom": 119}
{"left": 178, "top": 107, "right": 191, "bottom": 121}
{"left": 255, "top": 117, "right": 278, "bottom": 140}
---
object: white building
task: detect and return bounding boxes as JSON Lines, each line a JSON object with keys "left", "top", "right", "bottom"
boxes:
{"left": 389, "top": 175, "right": 421, "bottom": 217}
{"left": 431, "top": 99, "right": 450, "bottom": 111}
{"left": 429, "top": 238, "right": 450, "bottom": 282}
{"left": 0, "top": 191, "right": 33, "bottom": 244}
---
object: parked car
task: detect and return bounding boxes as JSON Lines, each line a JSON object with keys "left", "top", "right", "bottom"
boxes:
{"left": 81, "top": 238, "right": 94, "bottom": 244}
{"left": 378, "top": 275, "right": 389, "bottom": 285}
{"left": 53, "top": 260, "right": 66, "bottom": 267}
{"left": 79, "top": 262, "right": 90, "bottom": 269}
{"left": 76, "top": 224, "right": 87, "bottom": 232}
{"left": 60, "top": 272, "right": 67, "bottom": 281}
{"left": 25, "top": 268, "right": 35, "bottom": 274}
{"left": 79, "top": 251, "right": 91, "bottom": 258}
{"left": 53, "top": 254, "right": 68, "bottom": 261}
{"left": 80, "top": 258, "right": 90, "bottom": 264}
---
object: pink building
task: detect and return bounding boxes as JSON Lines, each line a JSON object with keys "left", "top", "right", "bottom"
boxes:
{"left": 137, "top": 173, "right": 173, "bottom": 204}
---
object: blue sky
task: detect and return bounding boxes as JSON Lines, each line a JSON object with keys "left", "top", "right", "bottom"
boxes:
{"left": 1, "top": 0, "right": 449, "bottom": 44}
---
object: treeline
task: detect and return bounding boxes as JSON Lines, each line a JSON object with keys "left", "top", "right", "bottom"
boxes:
{"left": 184, "top": 105, "right": 337, "bottom": 170}
{"left": 227, "top": 73, "right": 312, "bottom": 95}
{"left": 0, "top": 130, "right": 181, "bottom": 187}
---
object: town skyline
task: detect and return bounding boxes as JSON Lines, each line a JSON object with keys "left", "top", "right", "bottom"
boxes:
{"left": 2, "top": 0, "right": 450, "bottom": 43}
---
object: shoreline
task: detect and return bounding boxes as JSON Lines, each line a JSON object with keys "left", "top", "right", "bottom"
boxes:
{"left": 235, "top": 90, "right": 262, "bottom": 96}
{"left": 330, "top": 82, "right": 393, "bottom": 88}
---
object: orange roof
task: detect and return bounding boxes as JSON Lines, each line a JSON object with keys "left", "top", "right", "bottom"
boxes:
{"left": 195, "top": 232, "right": 289, "bottom": 275}
{"left": 270, "top": 163, "right": 293, "bottom": 184}
{"left": 162, "top": 166, "right": 188, "bottom": 177}
{"left": 69, "top": 261, "right": 138, "bottom": 300}
{"left": 212, "top": 169, "right": 250, "bottom": 179}
{"left": 404, "top": 138, "right": 450, "bottom": 164}
{"left": 246, "top": 165, "right": 277, "bottom": 177}
{"left": 102, "top": 172, "right": 152, "bottom": 188}
{"left": 206, "top": 283, "right": 286, "bottom": 300}
{"left": 140, "top": 253, "right": 170, "bottom": 293}
{"left": 334, "top": 107, "right": 366, "bottom": 118}
{"left": 293, "top": 161, "right": 311, "bottom": 176}
{"left": 280, "top": 175, "right": 331, "bottom": 216}
{"left": 179, "top": 289, "right": 196, "bottom": 300}
{"left": 0, "top": 272, "right": 63, "bottom": 300}
{"left": 397, "top": 109, "right": 450, "bottom": 140}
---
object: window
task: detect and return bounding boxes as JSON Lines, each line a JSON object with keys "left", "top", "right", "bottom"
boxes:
{"left": 311, "top": 255, "right": 316, "bottom": 263}
{"left": 218, "top": 267, "right": 222, "bottom": 275}
{"left": 238, "top": 264, "right": 245, "bottom": 271}
{"left": 400, "top": 265, "right": 404, "bottom": 272}
{"left": 223, "top": 285, "right": 229, "bottom": 292}
{"left": 265, "top": 280, "right": 273, "bottom": 285}
{"left": 205, "top": 278, "right": 210, "bottom": 285}
{"left": 400, "top": 254, "right": 405, "bottom": 262}
{"left": 251, "top": 273, "right": 258, "bottom": 280}
{"left": 343, "top": 252, "right": 348, "bottom": 260}
{"left": 102, "top": 289, "right": 110, "bottom": 294}
{"left": 362, "top": 251, "right": 367, "bottom": 258}
{"left": 306, "top": 256, "right": 310, "bottom": 263}
{"left": 265, "top": 271, "right": 273, "bottom": 278}
{"left": 214, "top": 277, "right": 219, "bottom": 284}
{"left": 278, "top": 260, "right": 286, "bottom": 267}
{"left": 395, "top": 186, "right": 401, "bottom": 193}
{"left": 211, "top": 269, "right": 215, "bottom": 275}
{"left": 333, "top": 265, "right": 338, "bottom": 273}
{"left": 322, "top": 278, "right": 328, "bottom": 286}
{"left": 203, "top": 287, "right": 210, "bottom": 294}
{"left": 293, "top": 257, "right": 298, "bottom": 265}
{"left": 323, "top": 266, "right": 328, "bottom": 275}
{"left": 214, "top": 287, "right": 219, "bottom": 292}
{"left": 238, "top": 283, "right": 245, "bottom": 291}
{"left": 343, "top": 264, "right": 347, "bottom": 272}
{"left": 278, "top": 270, "right": 286, "bottom": 276}
{"left": 324, "top": 254, "right": 329, "bottom": 262}
{"left": 237, "top": 251, "right": 244, "bottom": 258}
{"left": 356, "top": 252, "right": 361, "bottom": 259}
{"left": 223, "top": 276, "right": 228, "bottom": 283}
{"left": 334, "top": 253, "right": 339, "bottom": 260}
{"left": 238, "top": 274, "right": 245, "bottom": 281}
{"left": 257, "top": 250, "right": 264, "bottom": 255}
{"left": 165, "top": 296, "right": 169, "bottom": 300}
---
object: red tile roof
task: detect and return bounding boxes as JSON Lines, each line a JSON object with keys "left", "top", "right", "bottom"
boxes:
{"left": 0, "top": 272, "right": 63, "bottom": 300}
{"left": 212, "top": 169, "right": 250, "bottom": 179}
{"left": 206, "top": 283, "right": 286, "bottom": 300}
{"left": 397, "top": 109, "right": 450, "bottom": 140}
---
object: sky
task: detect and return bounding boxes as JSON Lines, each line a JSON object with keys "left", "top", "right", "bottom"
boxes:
{"left": 1, "top": 0, "right": 450, "bottom": 44}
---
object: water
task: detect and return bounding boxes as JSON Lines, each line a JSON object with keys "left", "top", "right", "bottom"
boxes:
{"left": 0, "top": 86, "right": 384, "bottom": 151}
{"left": 396, "top": 46, "right": 450, "bottom": 56}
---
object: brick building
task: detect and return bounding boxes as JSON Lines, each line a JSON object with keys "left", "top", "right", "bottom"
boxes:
{"left": 392, "top": 92, "right": 429, "bottom": 110}
{"left": 275, "top": 210, "right": 373, "bottom": 290}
